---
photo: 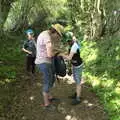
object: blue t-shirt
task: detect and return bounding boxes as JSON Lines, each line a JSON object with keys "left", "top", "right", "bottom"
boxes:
{"left": 70, "top": 42, "right": 80, "bottom": 53}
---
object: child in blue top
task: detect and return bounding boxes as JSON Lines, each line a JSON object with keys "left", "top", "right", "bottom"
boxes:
{"left": 22, "top": 29, "right": 36, "bottom": 77}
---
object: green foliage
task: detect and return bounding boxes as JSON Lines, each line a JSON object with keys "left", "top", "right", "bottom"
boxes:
{"left": 1, "top": 0, "right": 120, "bottom": 119}
{"left": 0, "top": 34, "right": 25, "bottom": 119}
{"left": 81, "top": 34, "right": 120, "bottom": 120}
{"left": 4, "top": 0, "right": 68, "bottom": 31}
{"left": 67, "top": 0, "right": 120, "bottom": 40}
{"left": 0, "top": 33, "right": 24, "bottom": 80}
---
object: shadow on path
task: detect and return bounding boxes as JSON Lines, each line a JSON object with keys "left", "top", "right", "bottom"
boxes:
{"left": 5, "top": 73, "right": 108, "bottom": 120}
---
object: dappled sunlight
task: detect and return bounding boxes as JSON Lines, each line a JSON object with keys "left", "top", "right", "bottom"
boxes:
{"left": 83, "top": 100, "right": 93, "bottom": 107}
{"left": 65, "top": 115, "right": 72, "bottom": 120}
{"left": 114, "top": 82, "right": 120, "bottom": 95}
{"left": 57, "top": 74, "right": 75, "bottom": 84}
{"left": 116, "top": 82, "right": 120, "bottom": 87}
{"left": 0, "top": 70, "right": 108, "bottom": 120}
{"left": 60, "top": 98, "right": 104, "bottom": 120}
{"left": 58, "top": 103, "right": 68, "bottom": 114}
{"left": 0, "top": 78, "right": 16, "bottom": 85}
{"left": 112, "top": 99, "right": 120, "bottom": 106}
{"left": 81, "top": 41, "right": 99, "bottom": 64}
{"left": 65, "top": 115, "right": 78, "bottom": 120}
{"left": 116, "top": 55, "right": 120, "bottom": 60}
{"left": 5, "top": 78, "right": 16, "bottom": 83}
{"left": 92, "top": 79, "right": 100, "bottom": 87}
{"left": 29, "top": 96, "right": 35, "bottom": 101}
{"left": 114, "top": 87, "right": 120, "bottom": 95}
{"left": 107, "top": 98, "right": 120, "bottom": 112}
{"left": 36, "top": 82, "right": 42, "bottom": 87}
{"left": 87, "top": 102, "right": 93, "bottom": 107}
{"left": 58, "top": 74, "right": 85, "bottom": 85}
{"left": 86, "top": 49, "right": 98, "bottom": 63}
{"left": 86, "top": 75, "right": 100, "bottom": 87}
{"left": 100, "top": 79, "right": 115, "bottom": 88}
{"left": 85, "top": 72, "right": 116, "bottom": 89}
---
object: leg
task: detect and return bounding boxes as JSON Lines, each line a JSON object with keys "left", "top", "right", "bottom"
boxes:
{"left": 30, "top": 57, "right": 36, "bottom": 82}
{"left": 31, "top": 57, "right": 36, "bottom": 74}
{"left": 49, "top": 63, "right": 56, "bottom": 88}
{"left": 43, "top": 92, "right": 50, "bottom": 106}
{"left": 72, "top": 65, "right": 83, "bottom": 105}
{"left": 37, "top": 63, "right": 51, "bottom": 106}
{"left": 76, "top": 83, "right": 82, "bottom": 98}
{"left": 26, "top": 56, "right": 31, "bottom": 72}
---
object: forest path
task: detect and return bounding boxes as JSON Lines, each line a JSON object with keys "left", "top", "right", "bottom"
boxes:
{"left": 5, "top": 71, "right": 108, "bottom": 120}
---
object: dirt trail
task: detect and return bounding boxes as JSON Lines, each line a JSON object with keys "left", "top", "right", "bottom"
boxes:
{"left": 6, "top": 73, "right": 108, "bottom": 120}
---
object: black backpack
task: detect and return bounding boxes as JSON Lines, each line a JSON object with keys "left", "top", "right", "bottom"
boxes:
{"left": 52, "top": 55, "right": 66, "bottom": 77}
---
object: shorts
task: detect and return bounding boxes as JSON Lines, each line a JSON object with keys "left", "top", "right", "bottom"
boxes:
{"left": 37, "top": 63, "right": 55, "bottom": 93}
{"left": 72, "top": 64, "right": 83, "bottom": 84}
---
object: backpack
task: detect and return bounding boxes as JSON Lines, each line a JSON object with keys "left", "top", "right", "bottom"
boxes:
{"left": 52, "top": 55, "right": 66, "bottom": 77}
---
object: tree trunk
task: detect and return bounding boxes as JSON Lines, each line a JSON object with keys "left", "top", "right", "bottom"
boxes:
{"left": 0, "top": 0, "right": 15, "bottom": 39}
{"left": 0, "top": 0, "right": 15, "bottom": 28}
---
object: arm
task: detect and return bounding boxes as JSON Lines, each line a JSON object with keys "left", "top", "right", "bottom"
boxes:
{"left": 46, "top": 41, "right": 53, "bottom": 58}
{"left": 22, "top": 41, "right": 32, "bottom": 54}
{"left": 22, "top": 48, "right": 32, "bottom": 54}
{"left": 62, "top": 52, "right": 74, "bottom": 60}
{"left": 61, "top": 42, "right": 78, "bottom": 60}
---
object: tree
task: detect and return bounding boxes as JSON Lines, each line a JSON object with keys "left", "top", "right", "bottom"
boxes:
{"left": 0, "top": 0, "right": 16, "bottom": 39}
{"left": 67, "top": 0, "right": 120, "bottom": 40}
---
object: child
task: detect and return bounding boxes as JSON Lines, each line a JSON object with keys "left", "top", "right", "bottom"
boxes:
{"left": 22, "top": 29, "right": 36, "bottom": 81}
{"left": 61, "top": 32, "right": 83, "bottom": 105}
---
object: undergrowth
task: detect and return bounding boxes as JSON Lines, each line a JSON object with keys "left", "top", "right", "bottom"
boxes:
{"left": 81, "top": 34, "right": 120, "bottom": 120}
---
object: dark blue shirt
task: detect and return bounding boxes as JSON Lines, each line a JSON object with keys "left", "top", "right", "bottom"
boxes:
{"left": 23, "top": 39, "right": 36, "bottom": 57}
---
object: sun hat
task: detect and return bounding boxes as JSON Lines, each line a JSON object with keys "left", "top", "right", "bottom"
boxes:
{"left": 51, "top": 24, "right": 64, "bottom": 36}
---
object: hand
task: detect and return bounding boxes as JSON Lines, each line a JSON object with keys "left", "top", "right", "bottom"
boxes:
{"left": 57, "top": 53, "right": 63, "bottom": 56}
{"left": 58, "top": 53, "right": 66, "bottom": 58}
{"left": 28, "top": 51, "right": 32, "bottom": 54}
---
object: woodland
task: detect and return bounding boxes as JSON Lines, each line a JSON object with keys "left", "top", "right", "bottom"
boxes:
{"left": 0, "top": 0, "right": 120, "bottom": 120}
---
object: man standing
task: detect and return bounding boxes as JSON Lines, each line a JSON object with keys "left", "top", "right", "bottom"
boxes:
{"left": 35, "top": 24, "right": 64, "bottom": 110}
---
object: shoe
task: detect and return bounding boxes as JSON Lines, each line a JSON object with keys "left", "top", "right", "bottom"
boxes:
{"left": 68, "top": 92, "right": 76, "bottom": 99}
{"left": 71, "top": 99, "right": 81, "bottom": 105}
{"left": 43, "top": 104, "right": 56, "bottom": 111}
{"left": 49, "top": 98, "right": 60, "bottom": 102}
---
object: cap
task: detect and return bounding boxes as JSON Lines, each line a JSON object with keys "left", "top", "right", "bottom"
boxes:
{"left": 65, "top": 32, "right": 73, "bottom": 42}
{"left": 25, "top": 29, "right": 34, "bottom": 35}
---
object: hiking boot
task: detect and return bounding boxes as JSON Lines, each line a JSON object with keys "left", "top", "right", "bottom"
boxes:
{"left": 68, "top": 92, "right": 76, "bottom": 99}
{"left": 71, "top": 99, "right": 81, "bottom": 105}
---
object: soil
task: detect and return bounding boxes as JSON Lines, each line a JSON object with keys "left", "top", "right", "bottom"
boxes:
{"left": 2, "top": 72, "right": 108, "bottom": 120}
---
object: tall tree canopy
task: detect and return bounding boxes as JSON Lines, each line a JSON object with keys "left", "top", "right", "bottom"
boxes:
{"left": 0, "top": 0, "right": 120, "bottom": 39}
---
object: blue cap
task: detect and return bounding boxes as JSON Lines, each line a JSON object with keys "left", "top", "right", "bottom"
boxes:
{"left": 25, "top": 29, "right": 34, "bottom": 34}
